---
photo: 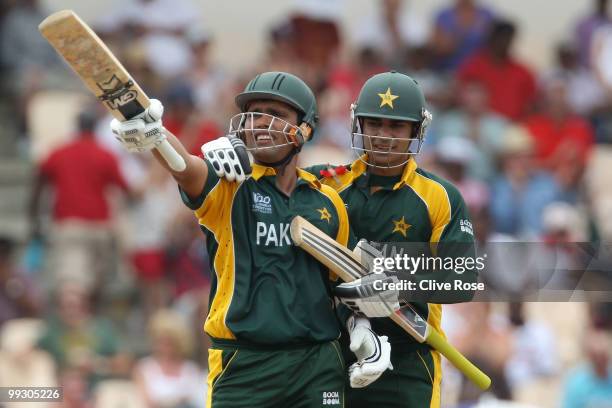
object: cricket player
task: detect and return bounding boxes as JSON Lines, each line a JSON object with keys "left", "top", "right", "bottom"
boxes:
{"left": 110, "top": 71, "right": 392, "bottom": 407}
{"left": 308, "top": 71, "right": 478, "bottom": 407}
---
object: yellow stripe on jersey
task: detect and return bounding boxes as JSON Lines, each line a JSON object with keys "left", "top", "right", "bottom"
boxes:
{"left": 427, "top": 303, "right": 444, "bottom": 343}
{"left": 311, "top": 177, "right": 350, "bottom": 281}
{"left": 195, "top": 180, "right": 240, "bottom": 340}
{"left": 320, "top": 184, "right": 349, "bottom": 247}
{"left": 297, "top": 168, "right": 322, "bottom": 189}
{"left": 405, "top": 170, "right": 452, "bottom": 251}
{"left": 206, "top": 349, "right": 223, "bottom": 408}
{"left": 405, "top": 167, "right": 451, "bottom": 340}
{"left": 430, "top": 350, "right": 442, "bottom": 408}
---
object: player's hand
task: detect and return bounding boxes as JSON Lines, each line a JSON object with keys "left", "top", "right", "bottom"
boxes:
{"left": 110, "top": 99, "right": 166, "bottom": 153}
{"left": 346, "top": 315, "right": 393, "bottom": 388}
{"left": 334, "top": 271, "right": 401, "bottom": 318}
{"left": 201, "top": 136, "right": 251, "bottom": 183}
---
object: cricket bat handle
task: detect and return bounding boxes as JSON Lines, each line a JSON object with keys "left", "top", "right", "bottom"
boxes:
{"left": 426, "top": 330, "right": 491, "bottom": 390}
{"left": 156, "top": 138, "right": 186, "bottom": 172}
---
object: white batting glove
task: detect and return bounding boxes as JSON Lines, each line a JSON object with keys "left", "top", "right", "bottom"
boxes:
{"left": 353, "top": 239, "right": 381, "bottom": 271}
{"left": 346, "top": 315, "right": 393, "bottom": 388}
{"left": 110, "top": 99, "right": 165, "bottom": 153}
{"left": 334, "top": 271, "right": 401, "bottom": 318}
{"left": 201, "top": 136, "right": 250, "bottom": 183}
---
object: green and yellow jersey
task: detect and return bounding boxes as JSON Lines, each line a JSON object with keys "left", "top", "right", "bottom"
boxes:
{"left": 307, "top": 157, "right": 476, "bottom": 347}
{"left": 181, "top": 161, "right": 349, "bottom": 347}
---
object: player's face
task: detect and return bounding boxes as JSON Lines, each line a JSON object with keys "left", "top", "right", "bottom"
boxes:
{"left": 361, "top": 118, "right": 415, "bottom": 168}
{"left": 237, "top": 100, "right": 299, "bottom": 163}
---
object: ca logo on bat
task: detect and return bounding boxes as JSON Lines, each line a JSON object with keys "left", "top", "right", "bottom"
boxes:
{"left": 96, "top": 74, "right": 138, "bottom": 109}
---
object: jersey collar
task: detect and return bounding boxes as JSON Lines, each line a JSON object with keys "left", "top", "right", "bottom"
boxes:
{"left": 392, "top": 159, "right": 418, "bottom": 190}
{"left": 350, "top": 155, "right": 418, "bottom": 191}
{"left": 297, "top": 168, "right": 322, "bottom": 189}
{"left": 251, "top": 163, "right": 321, "bottom": 189}
{"left": 251, "top": 163, "right": 277, "bottom": 180}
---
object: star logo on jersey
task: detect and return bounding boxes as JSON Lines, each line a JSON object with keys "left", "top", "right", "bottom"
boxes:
{"left": 318, "top": 207, "right": 332, "bottom": 223}
{"left": 392, "top": 216, "right": 411, "bottom": 237}
{"left": 378, "top": 87, "right": 399, "bottom": 109}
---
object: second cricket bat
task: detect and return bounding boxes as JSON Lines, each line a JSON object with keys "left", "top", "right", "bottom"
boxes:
{"left": 38, "top": 10, "right": 186, "bottom": 172}
{"left": 290, "top": 215, "right": 491, "bottom": 390}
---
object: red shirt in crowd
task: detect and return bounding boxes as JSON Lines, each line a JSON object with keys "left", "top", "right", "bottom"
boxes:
{"left": 40, "top": 134, "right": 128, "bottom": 222}
{"left": 523, "top": 114, "right": 594, "bottom": 165}
{"left": 164, "top": 118, "right": 221, "bottom": 156}
{"left": 457, "top": 52, "right": 537, "bottom": 120}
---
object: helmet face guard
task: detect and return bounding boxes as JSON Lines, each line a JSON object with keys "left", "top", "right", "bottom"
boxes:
{"left": 229, "top": 112, "right": 303, "bottom": 152}
{"left": 234, "top": 72, "right": 318, "bottom": 150}
{"left": 350, "top": 71, "right": 432, "bottom": 169}
{"left": 350, "top": 105, "right": 432, "bottom": 169}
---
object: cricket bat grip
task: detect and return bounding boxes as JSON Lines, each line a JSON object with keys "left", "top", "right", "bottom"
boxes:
{"left": 426, "top": 330, "right": 491, "bottom": 390}
{"left": 156, "top": 139, "right": 186, "bottom": 172}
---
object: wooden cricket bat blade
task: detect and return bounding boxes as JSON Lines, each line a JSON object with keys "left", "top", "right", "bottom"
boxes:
{"left": 38, "top": 10, "right": 186, "bottom": 172}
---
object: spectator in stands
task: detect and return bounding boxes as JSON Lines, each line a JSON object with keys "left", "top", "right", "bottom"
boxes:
{"left": 505, "top": 302, "right": 558, "bottom": 391}
{"left": 128, "top": 158, "right": 180, "bottom": 316}
{"left": 489, "top": 125, "right": 562, "bottom": 237}
{"left": 108, "top": 0, "right": 199, "bottom": 79}
{"left": 590, "top": 22, "right": 612, "bottom": 144}
{"left": 574, "top": 0, "right": 611, "bottom": 68}
{"left": 29, "top": 111, "right": 129, "bottom": 293}
{"left": 426, "top": 80, "right": 507, "bottom": 182}
{"left": 446, "top": 302, "right": 513, "bottom": 403}
{"left": 430, "top": 0, "right": 496, "bottom": 72}
{"left": 186, "top": 26, "right": 227, "bottom": 124}
{"left": 0, "top": 319, "right": 57, "bottom": 393}
{"left": 434, "top": 136, "right": 490, "bottom": 214}
{"left": 542, "top": 41, "right": 607, "bottom": 117}
{"left": 162, "top": 83, "right": 222, "bottom": 157}
{"left": 562, "top": 329, "right": 612, "bottom": 407}
{"left": 37, "top": 283, "right": 122, "bottom": 391}
{"left": 400, "top": 46, "right": 451, "bottom": 110}
{"left": 352, "top": 0, "right": 428, "bottom": 65}
{"left": 457, "top": 19, "right": 537, "bottom": 120}
{"left": 589, "top": 303, "right": 612, "bottom": 330}
{"left": 60, "top": 366, "right": 93, "bottom": 408}
{"left": 133, "top": 309, "right": 205, "bottom": 408}
{"left": 0, "top": 236, "right": 41, "bottom": 325}
{"left": 326, "top": 46, "right": 388, "bottom": 106}
{"left": 288, "top": 3, "right": 342, "bottom": 89}
{"left": 525, "top": 77, "right": 594, "bottom": 171}
{"left": 0, "top": 0, "right": 65, "bottom": 148}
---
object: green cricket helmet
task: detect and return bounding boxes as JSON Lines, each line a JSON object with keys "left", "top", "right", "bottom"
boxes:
{"left": 232, "top": 71, "right": 318, "bottom": 149}
{"left": 351, "top": 71, "right": 432, "bottom": 168}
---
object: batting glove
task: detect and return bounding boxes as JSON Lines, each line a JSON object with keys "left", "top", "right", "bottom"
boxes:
{"left": 201, "top": 136, "right": 251, "bottom": 183}
{"left": 110, "top": 99, "right": 165, "bottom": 153}
{"left": 346, "top": 315, "right": 393, "bottom": 388}
{"left": 334, "top": 271, "right": 401, "bottom": 318}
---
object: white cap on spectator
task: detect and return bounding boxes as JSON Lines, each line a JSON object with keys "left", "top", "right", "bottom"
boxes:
{"left": 542, "top": 202, "right": 586, "bottom": 240}
{"left": 436, "top": 136, "right": 477, "bottom": 164}
{"left": 292, "top": 0, "right": 343, "bottom": 21}
{"left": 0, "top": 319, "right": 44, "bottom": 354}
{"left": 187, "top": 26, "right": 212, "bottom": 45}
{"left": 498, "top": 125, "right": 534, "bottom": 155}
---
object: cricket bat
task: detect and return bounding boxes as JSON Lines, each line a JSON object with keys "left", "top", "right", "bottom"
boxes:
{"left": 290, "top": 215, "right": 491, "bottom": 390}
{"left": 38, "top": 10, "right": 186, "bottom": 172}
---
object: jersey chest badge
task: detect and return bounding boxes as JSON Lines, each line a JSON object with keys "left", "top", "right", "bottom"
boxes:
{"left": 392, "top": 216, "right": 411, "bottom": 237}
{"left": 252, "top": 192, "right": 272, "bottom": 215}
{"left": 317, "top": 207, "right": 332, "bottom": 223}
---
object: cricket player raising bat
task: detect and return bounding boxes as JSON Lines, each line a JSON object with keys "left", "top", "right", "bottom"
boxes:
{"left": 111, "top": 71, "right": 393, "bottom": 407}
{"left": 306, "top": 72, "right": 480, "bottom": 407}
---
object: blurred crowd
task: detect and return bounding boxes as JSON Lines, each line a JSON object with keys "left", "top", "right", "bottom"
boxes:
{"left": 1, "top": 0, "right": 612, "bottom": 407}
